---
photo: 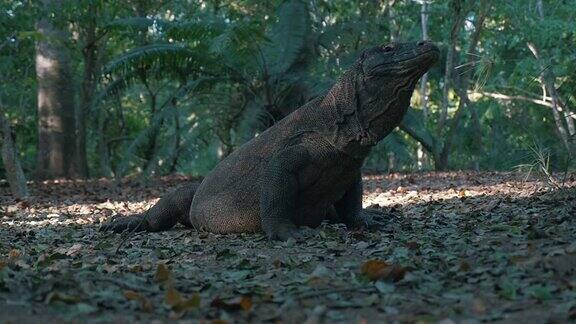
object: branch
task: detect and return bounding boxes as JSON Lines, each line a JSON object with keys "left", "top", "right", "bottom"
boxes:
{"left": 472, "top": 91, "right": 576, "bottom": 120}
{"left": 399, "top": 122, "right": 435, "bottom": 154}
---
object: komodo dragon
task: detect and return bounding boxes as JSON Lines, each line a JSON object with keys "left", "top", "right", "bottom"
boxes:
{"left": 101, "top": 41, "right": 439, "bottom": 240}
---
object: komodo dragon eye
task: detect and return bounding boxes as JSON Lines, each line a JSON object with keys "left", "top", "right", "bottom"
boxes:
{"left": 382, "top": 44, "right": 395, "bottom": 53}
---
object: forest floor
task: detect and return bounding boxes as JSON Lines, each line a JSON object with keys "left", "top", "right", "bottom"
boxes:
{"left": 0, "top": 171, "right": 575, "bottom": 323}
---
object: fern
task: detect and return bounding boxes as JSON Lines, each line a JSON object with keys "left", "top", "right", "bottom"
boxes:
{"left": 89, "top": 72, "right": 137, "bottom": 115}
{"left": 114, "top": 77, "right": 213, "bottom": 177}
{"left": 105, "top": 17, "right": 163, "bottom": 32}
{"left": 263, "top": 0, "right": 310, "bottom": 75}
{"left": 104, "top": 44, "right": 198, "bottom": 77}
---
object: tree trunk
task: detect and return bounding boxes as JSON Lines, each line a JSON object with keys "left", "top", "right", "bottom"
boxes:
{"left": 97, "top": 111, "right": 113, "bottom": 177}
{"left": 438, "top": 0, "right": 490, "bottom": 170}
{"left": 143, "top": 90, "right": 163, "bottom": 175}
{"left": 437, "top": 0, "right": 465, "bottom": 134}
{"left": 35, "top": 11, "right": 79, "bottom": 179}
{"left": 420, "top": 0, "right": 430, "bottom": 120}
{"left": 528, "top": 0, "right": 576, "bottom": 157}
{"left": 388, "top": 0, "right": 399, "bottom": 41}
{"left": 76, "top": 4, "right": 101, "bottom": 178}
{"left": 417, "top": 0, "right": 430, "bottom": 170}
{"left": 0, "top": 106, "right": 29, "bottom": 199}
{"left": 168, "top": 98, "right": 181, "bottom": 173}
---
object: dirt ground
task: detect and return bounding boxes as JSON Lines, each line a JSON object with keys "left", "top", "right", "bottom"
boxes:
{"left": 1, "top": 171, "right": 575, "bottom": 323}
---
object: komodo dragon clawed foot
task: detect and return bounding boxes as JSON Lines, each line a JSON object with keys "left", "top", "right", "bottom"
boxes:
{"left": 354, "top": 209, "right": 389, "bottom": 231}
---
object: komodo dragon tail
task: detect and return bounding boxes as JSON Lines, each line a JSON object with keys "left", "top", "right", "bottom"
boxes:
{"left": 100, "top": 183, "right": 200, "bottom": 233}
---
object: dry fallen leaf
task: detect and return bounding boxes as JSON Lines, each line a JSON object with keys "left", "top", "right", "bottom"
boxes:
{"left": 211, "top": 296, "right": 252, "bottom": 312}
{"left": 66, "top": 243, "right": 82, "bottom": 256}
{"left": 8, "top": 249, "right": 20, "bottom": 259}
{"left": 360, "top": 260, "right": 407, "bottom": 282}
{"left": 123, "top": 290, "right": 141, "bottom": 300}
{"left": 165, "top": 285, "right": 183, "bottom": 306}
{"left": 210, "top": 320, "right": 229, "bottom": 324}
{"left": 45, "top": 291, "right": 81, "bottom": 304}
{"left": 472, "top": 298, "right": 486, "bottom": 315}
{"left": 124, "top": 290, "right": 153, "bottom": 312}
{"left": 154, "top": 263, "right": 171, "bottom": 284}
{"left": 164, "top": 285, "right": 200, "bottom": 313}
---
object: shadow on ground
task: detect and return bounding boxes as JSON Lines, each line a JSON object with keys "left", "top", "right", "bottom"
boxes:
{"left": 1, "top": 172, "right": 575, "bottom": 323}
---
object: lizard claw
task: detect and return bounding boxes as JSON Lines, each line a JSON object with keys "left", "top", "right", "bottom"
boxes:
{"left": 347, "top": 209, "right": 388, "bottom": 231}
{"left": 100, "top": 214, "right": 148, "bottom": 233}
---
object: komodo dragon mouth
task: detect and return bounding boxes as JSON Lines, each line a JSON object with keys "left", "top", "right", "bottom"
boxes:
{"left": 363, "top": 41, "right": 440, "bottom": 77}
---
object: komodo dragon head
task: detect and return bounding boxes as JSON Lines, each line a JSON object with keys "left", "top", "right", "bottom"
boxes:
{"left": 323, "top": 41, "right": 439, "bottom": 153}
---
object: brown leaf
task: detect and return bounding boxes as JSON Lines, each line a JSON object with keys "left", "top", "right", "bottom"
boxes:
{"left": 66, "top": 243, "right": 83, "bottom": 256}
{"left": 173, "top": 293, "right": 201, "bottom": 312}
{"left": 472, "top": 298, "right": 486, "bottom": 315}
{"left": 45, "top": 291, "right": 81, "bottom": 304}
{"left": 272, "top": 259, "right": 283, "bottom": 268}
{"left": 164, "top": 285, "right": 200, "bottom": 313}
{"left": 124, "top": 290, "right": 153, "bottom": 312}
{"left": 154, "top": 263, "right": 171, "bottom": 284}
{"left": 123, "top": 290, "right": 141, "bottom": 300}
{"left": 8, "top": 249, "right": 20, "bottom": 260}
{"left": 211, "top": 296, "right": 252, "bottom": 312}
{"left": 460, "top": 260, "right": 471, "bottom": 272}
{"left": 360, "top": 260, "right": 407, "bottom": 282}
{"left": 165, "top": 285, "right": 183, "bottom": 306}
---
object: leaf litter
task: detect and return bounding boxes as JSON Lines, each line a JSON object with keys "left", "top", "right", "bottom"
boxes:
{"left": 0, "top": 172, "right": 575, "bottom": 323}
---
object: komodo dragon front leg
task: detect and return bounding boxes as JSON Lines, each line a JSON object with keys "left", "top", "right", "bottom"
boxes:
{"left": 260, "top": 145, "right": 310, "bottom": 241}
{"left": 335, "top": 172, "right": 387, "bottom": 230}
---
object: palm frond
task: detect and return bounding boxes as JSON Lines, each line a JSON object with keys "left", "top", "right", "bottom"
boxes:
{"left": 105, "top": 17, "right": 167, "bottom": 32}
{"left": 115, "top": 77, "right": 213, "bottom": 177}
{"left": 167, "top": 20, "right": 222, "bottom": 41}
{"left": 103, "top": 44, "right": 198, "bottom": 77}
{"left": 89, "top": 72, "right": 138, "bottom": 115}
{"left": 263, "top": 0, "right": 310, "bottom": 75}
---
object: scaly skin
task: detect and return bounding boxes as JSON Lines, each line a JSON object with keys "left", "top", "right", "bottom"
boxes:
{"left": 101, "top": 41, "right": 439, "bottom": 240}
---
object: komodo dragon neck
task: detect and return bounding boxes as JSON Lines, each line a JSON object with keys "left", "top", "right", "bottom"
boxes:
{"left": 318, "top": 66, "right": 417, "bottom": 159}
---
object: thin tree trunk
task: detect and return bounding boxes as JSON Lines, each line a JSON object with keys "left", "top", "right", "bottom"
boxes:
{"left": 143, "top": 89, "right": 163, "bottom": 175}
{"left": 417, "top": 0, "right": 430, "bottom": 170}
{"left": 558, "top": 99, "right": 576, "bottom": 136}
{"left": 437, "top": 97, "right": 466, "bottom": 169}
{"left": 35, "top": 4, "right": 78, "bottom": 179}
{"left": 528, "top": 0, "right": 575, "bottom": 156}
{"left": 97, "top": 110, "right": 113, "bottom": 177}
{"left": 437, "top": 0, "right": 465, "bottom": 134}
{"left": 388, "top": 0, "right": 399, "bottom": 42}
{"left": 76, "top": 4, "right": 100, "bottom": 178}
{"left": 0, "top": 105, "right": 29, "bottom": 199}
{"left": 420, "top": 0, "right": 429, "bottom": 120}
{"left": 168, "top": 97, "right": 181, "bottom": 173}
{"left": 436, "top": 0, "right": 489, "bottom": 170}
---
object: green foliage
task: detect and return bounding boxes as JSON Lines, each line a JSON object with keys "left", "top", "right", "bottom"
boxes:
{"left": 1, "top": 0, "right": 575, "bottom": 180}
